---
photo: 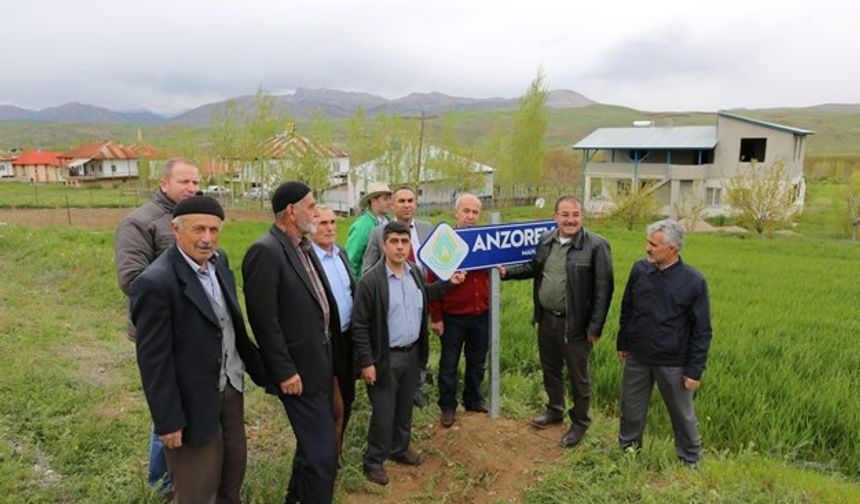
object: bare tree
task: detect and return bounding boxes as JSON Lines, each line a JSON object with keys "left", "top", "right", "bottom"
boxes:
{"left": 725, "top": 158, "right": 796, "bottom": 235}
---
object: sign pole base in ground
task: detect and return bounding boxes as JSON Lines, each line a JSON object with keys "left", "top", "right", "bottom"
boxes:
{"left": 489, "top": 212, "right": 501, "bottom": 419}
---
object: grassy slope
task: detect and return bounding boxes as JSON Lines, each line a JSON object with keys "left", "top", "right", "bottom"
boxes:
{"left": 1, "top": 205, "right": 859, "bottom": 502}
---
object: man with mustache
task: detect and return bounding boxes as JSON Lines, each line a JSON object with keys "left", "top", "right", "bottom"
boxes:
{"left": 115, "top": 158, "right": 200, "bottom": 495}
{"left": 131, "top": 194, "right": 266, "bottom": 503}
{"left": 243, "top": 181, "right": 340, "bottom": 504}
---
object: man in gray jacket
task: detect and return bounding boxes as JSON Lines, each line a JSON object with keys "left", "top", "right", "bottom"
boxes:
{"left": 114, "top": 158, "right": 200, "bottom": 494}
{"left": 501, "top": 196, "right": 613, "bottom": 448}
{"left": 361, "top": 186, "right": 433, "bottom": 276}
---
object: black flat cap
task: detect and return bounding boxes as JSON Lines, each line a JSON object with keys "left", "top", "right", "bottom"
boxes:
{"left": 271, "top": 181, "right": 311, "bottom": 214}
{"left": 173, "top": 193, "right": 225, "bottom": 220}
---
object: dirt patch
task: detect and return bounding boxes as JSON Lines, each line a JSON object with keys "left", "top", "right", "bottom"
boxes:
{"left": 0, "top": 207, "right": 271, "bottom": 229}
{"left": 345, "top": 412, "right": 566, "bottom": 504}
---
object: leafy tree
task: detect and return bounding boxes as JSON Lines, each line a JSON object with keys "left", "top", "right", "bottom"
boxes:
{"left": 210, "top": 99, "right": 243, "bottom": 164}
{"left": 543, "top": 148, "right": 580, "bottom": 189}
{"left": 725, "top": 158, "right": 796, "bottom": 235}
{"left": 610, "top": 181, "right": 662, "bottom": 231}
{"left": 241, "top": 88, "right": 290, "bottom": 189}
{"left": 425, "top": 114, "right": 483, "bottom": 193}
{"left": 291, "top": 109, "right": 336, "bottom": 193}
{"left": 501, "top": 68, "right": 549, "bottom": 186}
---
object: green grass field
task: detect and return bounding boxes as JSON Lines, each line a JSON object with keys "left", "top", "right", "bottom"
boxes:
{"left": 1, "top": 206, "right": 859, "bottom": 502}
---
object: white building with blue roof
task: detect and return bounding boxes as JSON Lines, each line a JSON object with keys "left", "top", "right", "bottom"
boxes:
{"left": 572, "top": 111, "right": 814, "bottom": 216}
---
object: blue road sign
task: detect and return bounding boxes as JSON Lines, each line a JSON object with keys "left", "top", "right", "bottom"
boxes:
{"left": 418, "top": 220, "right": 557, "bottom": 279}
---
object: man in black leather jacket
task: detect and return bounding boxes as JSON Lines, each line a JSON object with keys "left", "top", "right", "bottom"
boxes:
{"left": 502, "top": 196, "right": 614, "bottom": 448}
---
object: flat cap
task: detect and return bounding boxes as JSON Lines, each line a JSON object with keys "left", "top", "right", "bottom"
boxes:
{"left": 173, "top": 193, "right": 225, "bottom": 220}
{"left": 272, "top": 181, "right": 311, "bottom": 214}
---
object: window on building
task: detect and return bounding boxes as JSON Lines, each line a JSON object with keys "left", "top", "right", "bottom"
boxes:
{"left": 706, "top": 187, "right": 722, "bottom": 206}
{"left": 616, "top": 179, "right": 631, "bottom": 196}
{"left": 112, "top": 164, "right": 117, "bottom": 173}
{"left": 739, "top": 138, "right": 767, "bottom": 162}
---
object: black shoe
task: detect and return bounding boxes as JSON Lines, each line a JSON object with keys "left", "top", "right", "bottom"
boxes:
{"left": 363, "top": 466, "right": 390, "bottom": 486}
{"left": 441, "top": 410, "right": 455, "bottom": 428}
{"left": 560, "top": 427, "right": 585, "bottom": 448}
{"left": 531, "top": 410, "right": 564, "bottom": 428}
{"left": 465, "top": 403, "right": 488, "bottom": 413}
{"left": 391, "top": 449, "right": 425, "bottom": 466}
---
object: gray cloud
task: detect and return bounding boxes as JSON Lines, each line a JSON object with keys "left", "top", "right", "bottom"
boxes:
{"left": 0, "top": 0, "right": 858, "bottom": 114}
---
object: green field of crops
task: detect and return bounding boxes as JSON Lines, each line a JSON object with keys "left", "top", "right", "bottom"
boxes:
{"left": 0, "top": 212, "right": 858, "bottom": 502}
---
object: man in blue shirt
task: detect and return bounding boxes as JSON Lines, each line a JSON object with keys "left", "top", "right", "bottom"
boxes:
{"left": 617, "top": 219, "right": 713, "bottom": 466}
{"left": 311, "top": 205, "right": 357, "bottom": 459}
{"left": 351, "top": 221, "right": 464, "bottom": 486}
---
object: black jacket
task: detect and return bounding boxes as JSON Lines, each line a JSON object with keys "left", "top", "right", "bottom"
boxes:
{"left": 329, "top": 246, "right": 356, "bottom": 381}
{"left": 617, "top": 258, "right": 712, "bottom": 380}
{"left": 505, "top": 227, "right": 614, "bottom": 340}
{"left": 131, "top": 246, "right": 267, "bottom": 446}
{"left": 351, "top": 259, "right": 450, "bottom": 386}
{"left": 242, "top": 225, "right": 340, "bottom": 395}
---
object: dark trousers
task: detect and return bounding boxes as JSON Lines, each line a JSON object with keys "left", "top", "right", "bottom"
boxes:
{"left": 437, "top": 312, "right": 490, "bottom": 412}
{"left": 333, "top": 371, "right": 357, "bottom": 454}
{"left": 619, "top": 353, "right": 702, "bottom": 463}
{"left": 364, "top": 346, "right": 421, "bottom": 469}
{"left": 163, "top": 384, "right": 246, "bottom": 504}
{"left": 279, "top": 391, "right": 337, "bottom": 504}
{"left": 538, "top": 310, "right": 592, "bottom": 431}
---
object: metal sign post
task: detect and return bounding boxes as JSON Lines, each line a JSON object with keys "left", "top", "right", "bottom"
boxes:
{"left": 489, "top": 212, "right": 501, "bottom": 419}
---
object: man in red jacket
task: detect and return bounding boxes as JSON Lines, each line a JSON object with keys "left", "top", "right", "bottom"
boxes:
{"left": 430, "top": 194, "right": 490, "bottom": 428}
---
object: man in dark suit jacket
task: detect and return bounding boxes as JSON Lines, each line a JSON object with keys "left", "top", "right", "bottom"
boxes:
{"left": 352, "top": 221, "right": 464, "bottom": 486}
{"left": 242, "top": 182, "right": 339, "bottom": 504}
{"left": 310, "top": 205, "right": 357, "bottom": 458}
{"left": 131, "top": 195, "right": 266, "bottom": 504}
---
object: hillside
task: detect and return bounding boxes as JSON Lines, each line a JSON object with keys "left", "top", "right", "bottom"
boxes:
{"left": 2, "top": 103, "right": 860, "bottom": 155}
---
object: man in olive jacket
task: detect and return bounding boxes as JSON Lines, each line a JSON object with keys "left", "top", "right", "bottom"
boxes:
{"left": 502, "top": 196, "right": 613, "bottom": 448}
{"left": 351, "top": 221, "right": 463, "bottom": 486}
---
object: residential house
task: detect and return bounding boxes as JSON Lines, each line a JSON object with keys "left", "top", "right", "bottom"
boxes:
{"left": 572, "top": 111, "right": 813, "bottom": 216}
{"left": 11, "top": 150, "right": 66, "bottom": 183}
{"left": 0, "top": 150, "right": 15, "bottom": 179}
{"left": 60, "top": 141, "right": 139, "bottom": 182}
{"left": 334, "top": 145, "right": 494, "bottom": 214}
{"left": 237, "top": 131, "right": 350, "bottom": 196}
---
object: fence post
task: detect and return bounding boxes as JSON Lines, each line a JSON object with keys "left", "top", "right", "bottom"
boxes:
{"left": 66, "top": 194, "right": 72, "bottom": 225}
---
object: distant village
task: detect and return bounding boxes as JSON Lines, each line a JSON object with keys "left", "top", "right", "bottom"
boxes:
{"left": 0, "top": 111, "right": 812, "bottom": 217}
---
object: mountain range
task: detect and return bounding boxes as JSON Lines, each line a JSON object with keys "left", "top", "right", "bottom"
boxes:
{"left": 0, "top": 88, "right": 596, "bottom": 126}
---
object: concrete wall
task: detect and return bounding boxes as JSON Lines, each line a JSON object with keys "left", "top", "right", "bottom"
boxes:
{"left": 712, "top": 115, "right": 805, "bottom": 181}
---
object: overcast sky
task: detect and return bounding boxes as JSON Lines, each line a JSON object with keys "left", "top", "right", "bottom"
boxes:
{"left": 2, "top": 0, "right": 858, "bottom": 115}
